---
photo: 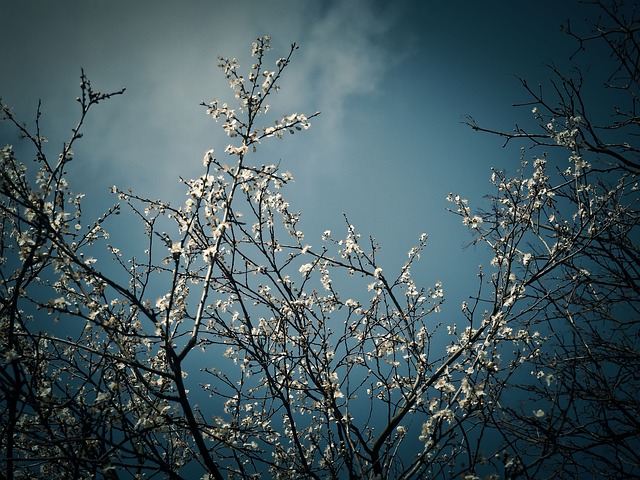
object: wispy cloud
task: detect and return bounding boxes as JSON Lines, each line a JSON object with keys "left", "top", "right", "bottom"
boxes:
{"left": 279, "top": 1, "right": 402, "bottom": 145}
{"left": 1, "top": 1, "right": 404, "bottom": 201}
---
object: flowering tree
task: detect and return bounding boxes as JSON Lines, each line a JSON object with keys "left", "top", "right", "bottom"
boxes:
{"left": 1, "top": 4, "right": 637, "bottom": 478}
{"left": 1, "top": 36, "right": 532, "bottom": 480}
{"left": 457, "top": 1, "right": 639, "bottom": 477}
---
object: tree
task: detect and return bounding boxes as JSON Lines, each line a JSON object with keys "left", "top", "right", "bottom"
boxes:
{"left": 457, "top": 1, "right": 639, "bottom": 477}
{"left": 1, "top": 2, "right": 637, "bottom": 478}
{"left": 1, "top": 36, "right": 527, "bottom": 480}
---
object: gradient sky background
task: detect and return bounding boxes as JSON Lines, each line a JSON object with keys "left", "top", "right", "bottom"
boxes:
{"left": 2, "top": 0, "right": 593, "bottom": 339}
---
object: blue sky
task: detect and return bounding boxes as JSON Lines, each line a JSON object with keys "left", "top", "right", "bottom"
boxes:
{"left": 1, "top": 0, "right": 589, "bottom": 324}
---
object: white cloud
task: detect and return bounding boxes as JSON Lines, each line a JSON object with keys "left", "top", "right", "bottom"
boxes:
{"left": 280, "top": 1, "right": 401, "bottom": 139}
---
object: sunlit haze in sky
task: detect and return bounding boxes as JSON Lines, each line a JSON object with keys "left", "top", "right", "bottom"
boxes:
{"left": 2, "top": 0, "right": 590, "bottom": 329}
